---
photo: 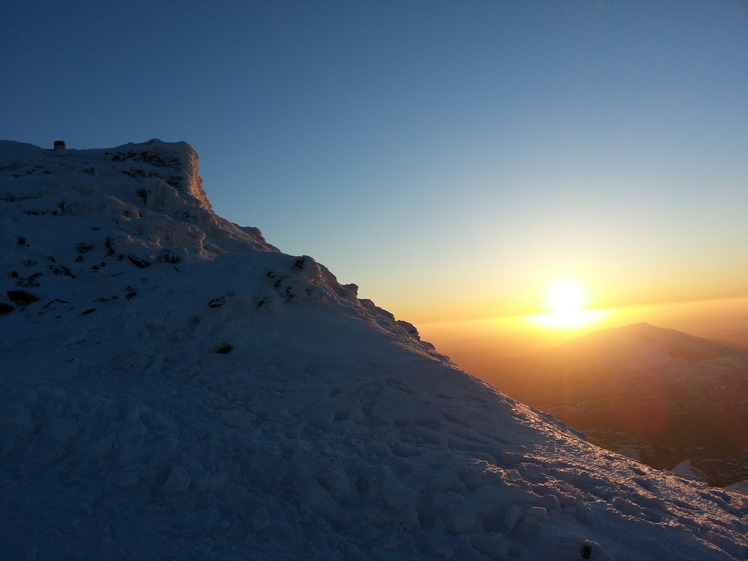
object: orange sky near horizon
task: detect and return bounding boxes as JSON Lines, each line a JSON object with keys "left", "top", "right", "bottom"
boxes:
{"left": 416, "top": 296, "right": 748, "bottom": 380}
{"left": 368, "top": 251, "right": 748, "bottom": 329}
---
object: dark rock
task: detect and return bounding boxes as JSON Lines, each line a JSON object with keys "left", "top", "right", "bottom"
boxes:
{"left": 127, "top": 255, "right": 150, "bottom": 268}
{"left": 104, "top": 237, "right": 116, "bottom": 256}
{"left": 48, "top": 265, "right": 76, "bottom": 278}
{"left": 17, "top": 273, "right": 42, "bottom": 287}
{"left": 7, "top": 290, "right": 40, "bottom": 305}
{"left": 214, "top": 343, "right": 233, "bottom": 354}
{"left": 292, "top": 257, "right": 306, "bottom": 271}
{"left": 74, "top": 242, "right": 94, "bottom": 254}
{"left": 157, "top": 250, "right": 181, "bottom": 264}
{"left": 41, "top": 299, "right": 69, "bottom": 309}
{"left": 208, "top": 297, "right": 226, "bottom": 308}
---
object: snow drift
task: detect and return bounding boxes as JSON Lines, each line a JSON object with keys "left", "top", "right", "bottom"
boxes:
{"left": 0, "top": 140, "right": 746, "bottom": 561}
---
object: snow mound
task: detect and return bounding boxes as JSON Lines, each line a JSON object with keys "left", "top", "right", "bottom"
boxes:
{"left": 671, "top": 460, "right": 710, "bottom": 483}
{"left": 726, "top": 480, "right": 748, "bottom": 496}
{"left": 1, "top": 140, "right": 747, "bottom": 561}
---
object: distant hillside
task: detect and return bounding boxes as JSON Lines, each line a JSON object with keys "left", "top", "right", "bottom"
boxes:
{"left": 490, "top": 323, "right": 748, "bottom": 487}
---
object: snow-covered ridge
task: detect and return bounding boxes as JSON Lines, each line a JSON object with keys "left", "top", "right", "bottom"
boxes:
{"left": 1, "top": 140, "right": 747, "bottom": 560}
{"left": 0, "top": 139, "right": 274, "bottom": 261}
{"left": 3, "top": 139, "right": 206, "bottom": 205}
{"left": 0, "top": 139, "right": 433, "bottom": 353}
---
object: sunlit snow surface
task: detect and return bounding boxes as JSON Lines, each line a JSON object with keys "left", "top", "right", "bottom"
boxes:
{"left": 1, "top": 140, "right": 746, "bottom": 560}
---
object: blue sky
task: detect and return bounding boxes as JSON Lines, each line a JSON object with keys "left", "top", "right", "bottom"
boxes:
{"left": 2, "top": 1, "right": 747, "bottom": 323}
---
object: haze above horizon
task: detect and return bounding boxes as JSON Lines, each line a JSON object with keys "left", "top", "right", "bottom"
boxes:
{"left": 2, "top": 1, "right": 746, "bottom": 329}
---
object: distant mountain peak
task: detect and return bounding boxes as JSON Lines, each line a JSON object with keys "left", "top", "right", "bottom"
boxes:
{"left": 544, "top": 322, "right": 738, "bottom": 366}
{"left": 621, "top": 321, "right": 656, "bottom": 329}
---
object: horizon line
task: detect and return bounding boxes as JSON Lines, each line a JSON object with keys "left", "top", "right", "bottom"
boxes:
{"left": 415, "top": 294, "right": 748, "bottom": 327}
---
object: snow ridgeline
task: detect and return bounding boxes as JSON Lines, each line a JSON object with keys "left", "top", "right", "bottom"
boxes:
{"left": 0, "top": 140, "right": 746, "bottom": 561}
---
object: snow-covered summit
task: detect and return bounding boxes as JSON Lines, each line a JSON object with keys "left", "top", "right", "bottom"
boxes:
{"left": 2, "top": 138, "right": 207, "bottom": 206}
{"left": 0, "top": 139, "right": 275, "bottom": 262}
{"left": 1, "top": 140, "right": 747, "bottom": 560}
{"left": 0, "top": 139, "right": 425, "bottom": 352}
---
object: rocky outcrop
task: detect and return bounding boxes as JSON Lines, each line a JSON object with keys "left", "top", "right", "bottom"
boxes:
{"left": 105, "top": 139, "right": 209, "bottom": 209}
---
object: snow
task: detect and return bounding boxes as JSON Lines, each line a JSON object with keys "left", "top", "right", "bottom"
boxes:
{"left": 726, "top": 480, "right": 748, "bottom": 496}
{"left": 1, "top": 140, "right": 747, "bottom": 560}
{"left": 671, "top": 460, "right": 710, "bottom": 483}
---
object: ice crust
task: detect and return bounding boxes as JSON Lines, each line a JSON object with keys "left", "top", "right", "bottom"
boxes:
{"left": 0, "top": 140, "right": 746, "bottom": 560}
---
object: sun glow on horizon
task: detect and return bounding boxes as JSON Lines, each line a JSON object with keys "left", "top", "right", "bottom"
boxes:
{"left": 526, "top": 278, "right": 608, "bottom": 331}
{"left": 523, "top": 308, "right": 611, "bottom": 331}
{"left": 546, "top": 278, "right": 586, "bottom": 313}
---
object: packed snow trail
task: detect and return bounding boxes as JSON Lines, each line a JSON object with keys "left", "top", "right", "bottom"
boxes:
{"left": 0, "top": 140, "right": 746, "bottom": 560}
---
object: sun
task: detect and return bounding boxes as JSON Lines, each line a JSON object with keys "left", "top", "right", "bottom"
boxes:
{"left": 523, "top": 278, "right": 609, "bottom": 331}
{"left": 521, "top": 278, "right": 609, "bottom": 331}
{"left": 546, "top": 278, "right": 586, "bottom": 313}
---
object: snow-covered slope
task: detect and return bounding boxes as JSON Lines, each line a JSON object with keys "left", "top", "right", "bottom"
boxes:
{"left": 490, "top": 323, "right": 748, "bottom": 488}
{"left": 1, "top": 141, "right": 746, "bottom": 561}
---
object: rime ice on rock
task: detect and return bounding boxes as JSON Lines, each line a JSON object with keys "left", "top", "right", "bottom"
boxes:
{"left": 104, "top": 139, "right": 210, "bottom": 210}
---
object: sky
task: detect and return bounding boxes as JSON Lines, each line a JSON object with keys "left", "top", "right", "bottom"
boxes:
{"left": 2, "top": 1, "right": 747, "bottom": 340}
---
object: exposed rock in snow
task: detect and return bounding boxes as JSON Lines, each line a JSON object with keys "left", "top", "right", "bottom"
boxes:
{"left": 1, "top": 140, "right": 747, "bottom": 561}
{"left": 104, "top": 139, "right": 208, "bottom": 209}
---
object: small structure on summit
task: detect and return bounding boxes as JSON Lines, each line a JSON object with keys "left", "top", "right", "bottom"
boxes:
{"left": 53, "top": 140, "right": 68, "bottom": 151}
